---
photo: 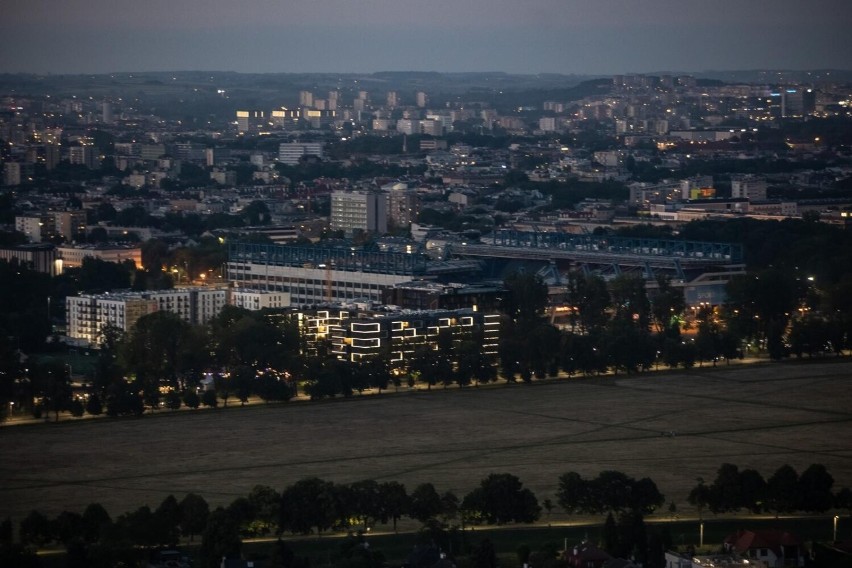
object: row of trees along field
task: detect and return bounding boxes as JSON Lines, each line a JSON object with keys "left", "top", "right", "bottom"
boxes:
{"left": 688, "top": 463, "right": 852, "bottom": 516}
{"left": 4, "top": 261, "right": 852, "bottom": 422}
{"left": 6, "top": 464, "right": 852, "bottom": 568}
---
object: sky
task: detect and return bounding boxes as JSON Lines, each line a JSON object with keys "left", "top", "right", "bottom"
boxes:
{"left": 1, "top": 0, "right": 850, "bottom": 75}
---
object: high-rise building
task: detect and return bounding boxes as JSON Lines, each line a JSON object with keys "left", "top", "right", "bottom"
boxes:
{"left": 416, "top": 91, "right": 428, "bottom": 108}
{"left": 387, "top": 187, "right": 420, "bottom": 228}
{"left": 299, "top": 91, "right": 314, "bottom": 108}
{"left": 15, "top": 215, "right": 53, "bottom": 242}
{"left": 731, "top": 175, "right": 768, "bottom": 201}
{"left": 102, "top": 101, "right": 114, "bottom": 124}
{"left": 54, "top": 211, "right": 87, "bottom": 243}
{"left": 68, "top": 145, "right": 99, "bottom": 169}
{"left": 330, "top": 191, "right": 387, "bottom": 235}
{"left": 3, "top": 162, "right": 21, "bottom": 186}
{"left": 386, "top": 91, "right": 399, "bottom": 109}
{"left": 396, "top": 119, "right": 420, "bottom": 135}
{"left": 236, "top": 110, "right": 267, "bottom": 134}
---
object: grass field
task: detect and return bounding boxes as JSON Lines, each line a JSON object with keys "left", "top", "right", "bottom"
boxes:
{"left": 3, "top": 359, "right": 852, "bottom": 526}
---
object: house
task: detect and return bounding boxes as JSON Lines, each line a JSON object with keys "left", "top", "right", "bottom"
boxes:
{"left": 723, "top": 529, "right": 805, "bottom": 567}
{"left": 564, "top": 541, "right": 612, "bottom": 568}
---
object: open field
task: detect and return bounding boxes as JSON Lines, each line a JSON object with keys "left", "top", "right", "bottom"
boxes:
{"left": 3, "top": 359, "right": 852, "bottom": 523}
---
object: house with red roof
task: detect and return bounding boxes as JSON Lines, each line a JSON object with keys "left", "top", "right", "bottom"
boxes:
{"left": 723, "top": 529, "right": 806, "bottom": 567}
{"left": 563, "top": 541, "right": 612, "bottom": 568}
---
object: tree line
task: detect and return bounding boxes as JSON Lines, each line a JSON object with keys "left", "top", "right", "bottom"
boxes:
{"left": 688, "top": 462, "right": 852, "bottom": 517}
{"left": 6, "top": 463, "right": 851, "bottom": 568}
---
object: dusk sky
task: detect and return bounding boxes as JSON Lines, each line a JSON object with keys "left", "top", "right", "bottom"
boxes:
{"left": 1, "top": 0, "right": 850, "bottom": 75}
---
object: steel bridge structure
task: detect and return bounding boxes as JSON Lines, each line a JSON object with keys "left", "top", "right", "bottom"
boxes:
{"left": 449, "top": 230, "right": 744, "bottom": 281}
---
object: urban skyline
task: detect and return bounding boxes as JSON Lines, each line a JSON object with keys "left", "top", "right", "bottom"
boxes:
{"left": 2, "top": 0, "right": 851, "bottom": 75}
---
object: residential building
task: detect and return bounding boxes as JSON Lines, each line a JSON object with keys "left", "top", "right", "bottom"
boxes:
{"left": 16, "top": 215, "right": 52, "bottom": 242}
{"left": 723, "top": 529, "right": 805, "bottom": 567}
{"left": 278, "top": 142, "right": 324, "bottom": 165}
{"left": 230, "top": 289, "right": 292, "bottom": 311}
{"left": 330, "top": 190, "right": 388, "bottom": 234}
{"left": 66, "top": 287, "right": 228, "bottom": 346}
{"left": 294, "top": 306, "right": 499, "bottom": 370}
{"left": 387, "top": 186, "right": 420, "bottom": 229}
{"left": 731, "top": 175, "right": 768, "bottom": 201}
{"left": 53, "top": 211, "right": 87, "bottom": 242}
{"left": 236, "top": 110, "right": 267, "bottom": 134}
{"left": 3, "top": 161, "right": 21, "bottom": 186}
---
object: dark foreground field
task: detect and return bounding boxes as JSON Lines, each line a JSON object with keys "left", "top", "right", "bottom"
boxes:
{"left": 3, "top": 360, "right": 852, "bottom": 523}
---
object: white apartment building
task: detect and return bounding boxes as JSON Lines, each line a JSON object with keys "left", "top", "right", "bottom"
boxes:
{"left": 330, "top": 191, "right": 388, "bottom": 234}
{"left": 230, "top": 289, "right": 291, "bottom": 310}
{"left": 66, "top": 287, "right": 228, "bottom": 346}
{"left": 277, "top": 142, "right": 324, "bottom": 165}
{"left": 731, "top": 175, "right": 768, "bottom": 201}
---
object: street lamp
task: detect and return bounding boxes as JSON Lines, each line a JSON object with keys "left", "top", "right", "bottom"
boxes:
{"left": 700, "top": 521, "right": 704, "bottom": 548}
{"left": 834, "top": 515, "right": 839, "bottom": 542}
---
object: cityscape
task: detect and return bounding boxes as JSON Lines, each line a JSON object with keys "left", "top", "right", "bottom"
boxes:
{"left": 2, "top": 2, "right": 852, "bottom": 568}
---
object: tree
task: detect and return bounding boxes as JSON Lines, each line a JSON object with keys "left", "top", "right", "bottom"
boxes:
{"left": 378, "top": 482, "right": 409, "bottom": 533}
{"left": 81, "top": 503, "right": 111, "bottom": 543}
{"left": 707, "top": 463, "right": 742, "bottom": 514}
{"left": 688, "top": 480, "right": 711, "bottom": 520}
{"left": 155, "top": 495, "right": 182, "bottom": 545}
{"left": 183, "top": 389, "right": 201, "bottom": 409}
{"left": 200, "top": 508, "right": 242, "bottom": 568}
{"left": 766, "top": 465, "right": 799, "bottom": 516}
{"left": 738, "top": 469, "right": 767, "bottom": 513}
{"left": 347, "top": 480, "right": 383, "bottom": 531}
{"left": 53, "top": 511, "right": 84, "bottom": 545}
{"left": 20, "top": 510, "right": 53, "bottom": 546}
{"left": 280, "top": 478, "right": 339, "bottom": 535}
{"left": 557, "top": 471, "right": 592, "bottom": 515}
{"left": 179, "top": 493, "right": 210, "bottom": 542}
{"left": 461, "top": 473, "right": 540, "bottom": 525}
{"left": 409, "top": 483, "right": 444, "bottom": 524}
{"left": 248, "top": 485, "right": 281, "bottom": 535}
{"left": 797, "top": 463, "right": 834, "bottom": 512}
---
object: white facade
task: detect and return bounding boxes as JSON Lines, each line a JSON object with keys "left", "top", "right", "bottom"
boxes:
{"left": 57, "top": 245, "right": 142, "bottom": 270}
{"left": 278, "top": 142, "right": 324, "bottom": 165}
{"left": 227, "top": 263, "right": 411, "bottom": 306}
{"left": 230, "top": 289, "right": 292, "bottom": 310}
{"left": 731, "top": 176, "right": 768, "bottom": 201}
{"left": 66, "top": 287, "right": 228, "bottom": 346}
{"left": 330, "top": 191, "right": 388, "bottom": 234}
{"left": 15, "top": 216, "right": 46, "bottom": 242}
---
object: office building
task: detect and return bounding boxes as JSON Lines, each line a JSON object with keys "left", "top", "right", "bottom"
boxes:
{"left": 56, "top": 244, "right": 142, "bottom": 271}
{"left": 0, "top": 244, "right": 59, "bottom": 276}
{"left": 226, "top": 242, "right": 481, "bottom": 307}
